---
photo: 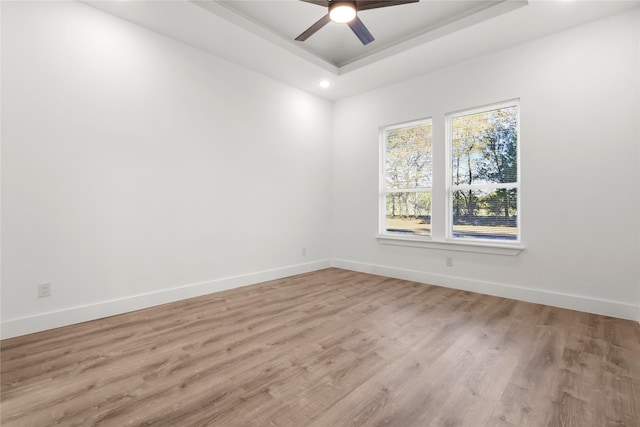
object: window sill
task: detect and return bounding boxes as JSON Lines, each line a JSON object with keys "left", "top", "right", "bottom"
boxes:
{"left": 376, "top": 234, "right": 524, "bottom": 256}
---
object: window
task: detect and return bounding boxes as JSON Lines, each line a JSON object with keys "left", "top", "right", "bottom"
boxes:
{"left": 381, "top": 118, "right": 433, "bottom": 236}
{"left": 379, "top": 100, "right": 521, "bottom": 252}
{"left": 448, "top": 101, "right": 520, "bottom": 241}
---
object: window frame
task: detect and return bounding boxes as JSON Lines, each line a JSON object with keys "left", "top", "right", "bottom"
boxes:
{"left": 445, "top": 99, "right": 521, "bottom": 244}
{"left": 377, "top": 100, "right": 523, "bottom": 256}
{"left": 379, "top": 117, "right": 434, "bottom": 239}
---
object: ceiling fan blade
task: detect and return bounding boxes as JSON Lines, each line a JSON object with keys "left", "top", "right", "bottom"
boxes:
{"left": 347, "top": 16, "right": 374, "bottom": 45}
{"left": 299, "top": 0, "right": 330, "bottom": 6}
{"left": 295, "top": 14, "right": 331, "bottom": 41}
{"left": 356, "top": 0, "right": 419, "bottom": 11}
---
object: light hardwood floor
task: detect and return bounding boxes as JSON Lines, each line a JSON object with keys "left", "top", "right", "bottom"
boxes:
{"left": 2, "top": 268, "right": 639, "bottom": 426}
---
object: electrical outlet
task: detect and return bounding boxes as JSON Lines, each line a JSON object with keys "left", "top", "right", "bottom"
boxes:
{"left": 446, "top": 257, "right": 453, "bottom": 267}
{"left": 302, "top": 247, "right": 307, "bottom": 256}
{"left": 38, "top": 283, "right": 51, "bottom": 298}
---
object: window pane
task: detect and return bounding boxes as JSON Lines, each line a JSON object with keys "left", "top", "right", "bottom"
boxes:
{"left": 451, "top": 106, "right": 518, "bottom": 185}
{"left": 385, "top": 121, "right": 432, "bottom": 189}
{"left": 385, "top": 192, "right": 431, "bottom": 236}
{"left": 451, "top": 188, "right": 517, "bottom": 240}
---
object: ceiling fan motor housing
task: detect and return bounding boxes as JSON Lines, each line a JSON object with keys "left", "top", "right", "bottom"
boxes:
{"left": 295, "top": 0, "right": 419, "bottom": 45}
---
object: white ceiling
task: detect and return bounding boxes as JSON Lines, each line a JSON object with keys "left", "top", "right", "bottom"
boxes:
{"left": 217, "top": 0, "right": 514, "bottom": 67}
{"left": 88, "top": 0, "right": 639, "bottom": 101}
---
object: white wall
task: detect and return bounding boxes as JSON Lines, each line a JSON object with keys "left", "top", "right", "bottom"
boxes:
{"left": 1, "top": 2, "right": 333, "bottom": 338}
{"left": 2, "top": 3, "right": 639, "bottom": 340}
{"left": 332, "top": 9, "right": 640, "bottom": 320}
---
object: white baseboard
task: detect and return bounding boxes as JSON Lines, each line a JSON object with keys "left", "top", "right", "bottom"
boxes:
{"left": 3, "top": 258, "right": 637, "bottom": 339}
{"left": 332, "top": 259, "right": 640, "bottom": 322}
{"left": 1, "top": 259, "right": 331, "bottom": 339}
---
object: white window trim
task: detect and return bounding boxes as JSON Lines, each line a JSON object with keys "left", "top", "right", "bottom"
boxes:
{"left": 376, "top": 234, "right": 524, "bottom": 256}
{"left": 379, "top": 117, "right": 433, "bottom": 238}
{"left": 445, "top": 99, "right": 521, "bottom": 244}
{"left": 378, "top": 100, "right": 523, "bottom": 256}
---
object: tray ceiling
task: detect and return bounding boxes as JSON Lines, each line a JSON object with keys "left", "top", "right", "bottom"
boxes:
{"left": 86, "top": 0, "right": 640, "bottom": 101}
{"left": 217, "top": 1, "right": 511, "bottom": 67}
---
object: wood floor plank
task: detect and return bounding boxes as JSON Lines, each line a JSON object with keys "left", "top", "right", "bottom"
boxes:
{"left": 2, "top": 268, "right": 639, "bottom": 426}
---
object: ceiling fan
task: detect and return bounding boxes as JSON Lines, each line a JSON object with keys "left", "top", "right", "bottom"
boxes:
{"left": 295, "top": 0, "right": 419, "bottom": 46}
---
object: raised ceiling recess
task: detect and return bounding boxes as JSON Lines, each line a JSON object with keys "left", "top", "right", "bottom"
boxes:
{"left": 86, "top": 0, "right": 639, "bottom": 101}
{"left": 215, "top": 0, "right": 524, "bottom": 68}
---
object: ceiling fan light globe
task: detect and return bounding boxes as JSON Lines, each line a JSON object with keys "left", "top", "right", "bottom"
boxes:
{"left": 329, "top": 3, "right": 356, "bottom": 23}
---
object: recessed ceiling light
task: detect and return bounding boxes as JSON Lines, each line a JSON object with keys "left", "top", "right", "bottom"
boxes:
{"left": 319, "top": 80, "right": 331, "bottom": 89}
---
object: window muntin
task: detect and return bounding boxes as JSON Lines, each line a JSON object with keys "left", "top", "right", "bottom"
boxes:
{"left": 381, "top": 119, "right": 433, "bottom": 236}
{"left": 448, "top": 102, "right": 520, "bottom": 242}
